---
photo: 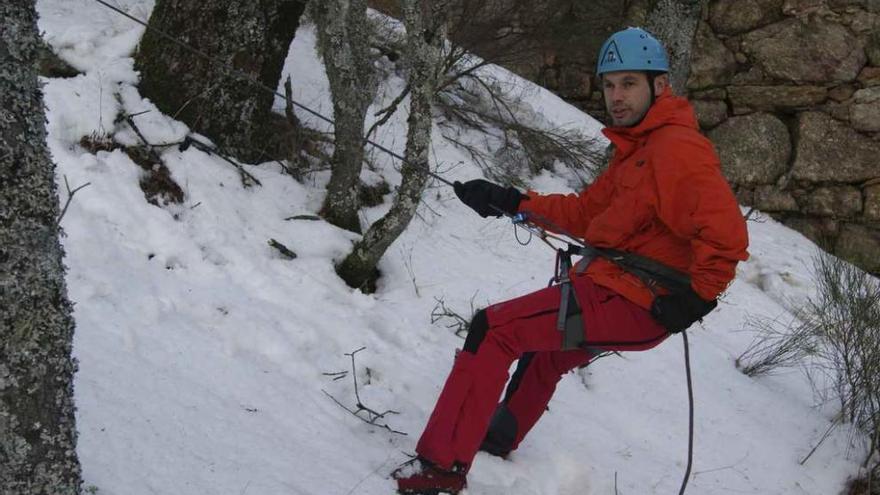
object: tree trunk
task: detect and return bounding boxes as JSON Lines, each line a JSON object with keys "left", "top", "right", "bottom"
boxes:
{"left": 336, "top": 0, "right": 445, "bottom": 291}
{"left": 136, "top": 0, "right": 307, "bottom": 163}
{"left": 310, "top": 0, "right": 378, "bottom": 234}
{"left": 0, "top": 3, "right": 83, "bottom": 493}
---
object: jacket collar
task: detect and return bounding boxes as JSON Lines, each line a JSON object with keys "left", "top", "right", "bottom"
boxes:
{"left": 600, "top": 87, "right": 699, "bottom": 159}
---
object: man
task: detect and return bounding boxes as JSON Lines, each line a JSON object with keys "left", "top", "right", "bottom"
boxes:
{"left": 394, "top": 27, "right": 749, "bottom": 494}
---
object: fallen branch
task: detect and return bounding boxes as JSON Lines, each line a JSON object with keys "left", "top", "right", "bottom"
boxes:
{"left": 179, "top": 136, "right": 262, "bottom": 188}
{"left": 322, "top": 347, "right": 406, "bottom": 435}
{"left": 120, "top": 111, "right": 164, "bottom": 164}
{"left": 285, "top": 214, "right": 322, "bottom": 221}
{"left": 268, "top": 238, "right": 297, "bottom": 260}
{"left": 431, "top": 295, "right": 477, "bottom": 338}
{"left": 56, "top": 175, "right": 91, "bottom": 226}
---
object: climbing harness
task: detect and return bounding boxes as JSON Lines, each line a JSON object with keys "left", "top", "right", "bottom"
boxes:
{"left": 506, "top": 209, "right": 696, "bottom": 494}
{"left": 506, "top": 212, "right": 697, "bottom": 495}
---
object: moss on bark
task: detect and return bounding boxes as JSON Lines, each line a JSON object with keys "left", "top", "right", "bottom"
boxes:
{"left": 136, "top": 1, "right": 307, "bottom": 163}
{"left": 0, "top": 3, "right": 82, "bottom": 493}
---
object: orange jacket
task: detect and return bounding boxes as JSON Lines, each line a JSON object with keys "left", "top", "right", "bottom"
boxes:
{"left": 519, "top": 88, "right": 749, "bottom": 309}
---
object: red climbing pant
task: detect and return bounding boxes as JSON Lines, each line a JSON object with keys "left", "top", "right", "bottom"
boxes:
{"left": 415, "top": 276, "right": 668, "bottom": 471}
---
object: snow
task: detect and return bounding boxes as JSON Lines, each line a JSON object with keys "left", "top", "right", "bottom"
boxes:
{"left": 35, "top": 1, "right": 867, "bottom": 494}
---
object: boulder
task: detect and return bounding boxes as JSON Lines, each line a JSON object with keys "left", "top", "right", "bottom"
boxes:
{"left": 742, "top": 17, "right": 866, "bottom": 83}
{"left": 857, "top": 66, "right": 880, "bottom": 87}
{"left": 782, "top": 0, "right": 826, "bottom": 16}
{"left": 687, "top": 21, "right": 738, "bottom": 89}
{"left": 692, "top": 99, "right": 729, "bottom": 129}
{"left": 867, "top": 30, "right": 880, "bottom": 66}
{"left": 728, "top": 85, "right": 827, "bottom": 110}
{"left": 691, "top": 88, "right": 728, "bottom": 100}
{"left": 823, "top": 101, "right": 852, "bottom": 121}
{"left": 828, "top": 0, "right": 867, "bottom": 9}
{"left": 836, "top": 223, "right": 880, "bottom": 273}
{"left": 850, "top": 87, "right": 880, "bottom": 132}
{"left": 709, "top": 0, "right": 785, "bottom": 35}
{"left": 848, "top": 9, "right": 878, "bottom": 34}
{"left": 754, "top": 185, "right": 799, "bottom": 211}
{"left": 732, "top": 66, "right": 768, "bottom": 85}
{"left": 865, "top": 184, "right": 880, "bottom": 221}
{"left": 783, "top": 216, "right": 839, "bottom": 244}
{"left": 801, "top": 186, "right": 863, "bottom": 217}
{"left": 708, "top": 112, "right": 791, "bottom": 185}
{"left": 791, "top": 112, "right": 879, "bottom": 182}
{"left": 828, "top": 83, "right": 857, "bottom": 102}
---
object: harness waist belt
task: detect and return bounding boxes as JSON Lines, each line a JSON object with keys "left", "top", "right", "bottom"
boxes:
{"left": 571, "top": 245, "right": 692, "bottom": 294}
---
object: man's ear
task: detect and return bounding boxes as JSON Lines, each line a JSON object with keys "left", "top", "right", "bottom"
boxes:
{"left": 654, "top": 73, "right": 670, "bottom": 94}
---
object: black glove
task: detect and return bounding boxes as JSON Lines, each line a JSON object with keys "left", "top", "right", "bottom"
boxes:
{"left": 650, "top": 288, "right": 717, "bottom": 334}
{"left": 453, "top": 179, "right": 524, "bottom": 218}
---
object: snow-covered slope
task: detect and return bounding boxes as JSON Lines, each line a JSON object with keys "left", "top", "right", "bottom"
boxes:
{"left": 37, "top": 1, "right": 866, "bottom": 493}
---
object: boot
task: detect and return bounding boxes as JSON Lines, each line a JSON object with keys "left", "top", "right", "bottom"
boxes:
{"left": 392, "top": 456, "right": 467, "bottom": 495}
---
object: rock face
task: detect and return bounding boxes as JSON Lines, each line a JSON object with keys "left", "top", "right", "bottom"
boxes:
{"left": 687, "top": 20, "right": 738, "bottom": 89}
{"left": 727, "top": 85, "right": 827, "bottom": 111}
{"left": 741, "top": 17, "right": 866, "bottom": 83}
{"left": 367, "top": 0, "right": 880, "bottom": 275}
{"left": 865, "top": 184, "right": 880, "bottom": 221}
{"left": 850, "top": 87, "right": 880, "bottom": 131}
{"left": 800, "top": 186, "right": 862, "bottom": 217}
{"left": 836, "top": 224, "right": 880, "bottom": 273}
{"left": 693, "top": 99, "right": 730, "bottom": 129}
{"left": 709, "top": 0, "right": 785, "bottom": 35}
{"left": 709, "top": 113, "right": 791, "bottom": 184}
{"left": 791, "top": 112, "right": 879, "bottom": 182}
{"left": 688, "top": 1, "right": 880, "bottom": 275}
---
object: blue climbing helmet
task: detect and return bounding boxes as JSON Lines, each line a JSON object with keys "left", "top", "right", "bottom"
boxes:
{"left": 596, "top": 27, "right": 669, "bottom": 75}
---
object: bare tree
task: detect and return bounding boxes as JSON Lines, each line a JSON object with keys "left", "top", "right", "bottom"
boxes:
{"left": 136, "top": 0, "right": 308, "bottom": 163}
{"left": 332, "top": 0, "right": 608, "bottom": 290}
{"left": 336, "top": 0, "right": 446, "bottom": 290}
{"left": 0, "top": 2, "right": 82, "bottom": 493}
{"left": 310, "top": 0, "right": 379, "bottom": 233}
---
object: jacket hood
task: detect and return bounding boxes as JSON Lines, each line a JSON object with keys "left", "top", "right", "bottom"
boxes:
{"left": 601, "top": 87, "right": 699, "bottom": 152}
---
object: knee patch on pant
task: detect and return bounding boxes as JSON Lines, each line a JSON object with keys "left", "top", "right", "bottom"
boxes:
{"left": 463, "top": 309, "right": 488, "bottom": 353}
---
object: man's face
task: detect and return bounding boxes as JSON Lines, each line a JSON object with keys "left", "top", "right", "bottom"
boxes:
{"left": 602, "top": 71, "right": 658, "bottom": 127}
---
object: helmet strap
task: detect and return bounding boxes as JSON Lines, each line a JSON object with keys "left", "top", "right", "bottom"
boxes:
{"left": 647, "top": 72, "right": 658, "bottom": 105}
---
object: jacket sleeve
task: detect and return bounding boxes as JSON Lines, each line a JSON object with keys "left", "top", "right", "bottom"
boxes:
{"left": 652, "top": 138, "right": 749, "bottom": 300}
{"left": 518, "top": 166, "right": 616, "bottom": 237}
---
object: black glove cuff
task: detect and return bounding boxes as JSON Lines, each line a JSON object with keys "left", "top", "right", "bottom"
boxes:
{"left": 650, "top": 288, "right": 717, "bottom": 334}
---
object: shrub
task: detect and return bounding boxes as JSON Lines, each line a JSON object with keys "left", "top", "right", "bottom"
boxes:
{"left": 737, "top": 252, "right": 880, "bottom": 482}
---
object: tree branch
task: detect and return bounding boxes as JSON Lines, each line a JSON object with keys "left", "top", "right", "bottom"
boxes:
{"left": 56, "top": 175, "right": 91, "bottom": 226}
{"left": 322, "top": 347, "right": 406, "bottom": 435}
{"left": 366, "top": 84, "right": 411, "bottom": 140}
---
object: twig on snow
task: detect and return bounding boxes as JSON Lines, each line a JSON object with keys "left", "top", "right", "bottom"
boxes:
{"left": 57, "top": 175, "right": 91, "bottom": 226}
{"left": 268, "top": 238, "right": 298, "bottom": 260}
{"left": 322, "top": 347, "right": 407, "bottom": 435}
